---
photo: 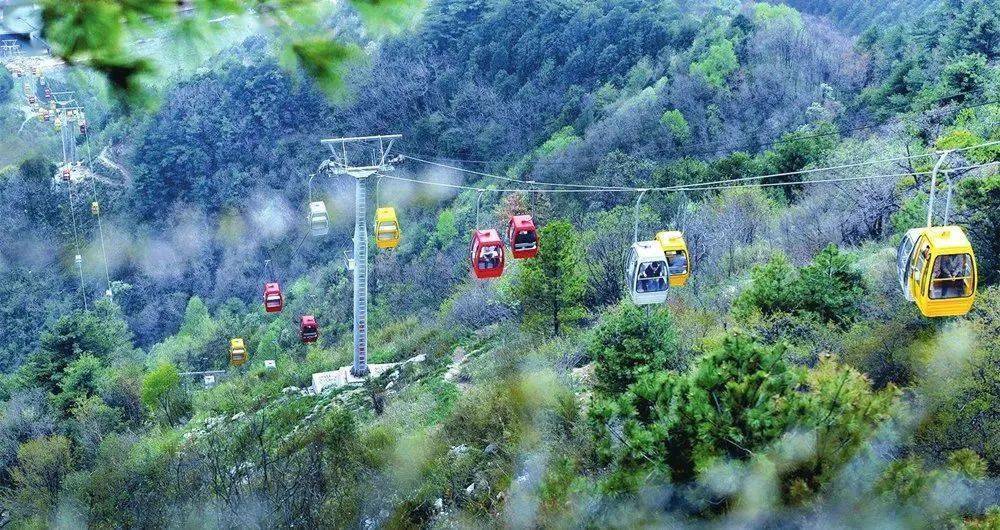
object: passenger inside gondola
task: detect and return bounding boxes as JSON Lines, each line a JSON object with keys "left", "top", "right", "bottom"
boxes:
{"left": 480, "top": 246, "right": 501, "bottom": 269}
{"left": 637, "top": 261, "right": 667, "bottom": 293}
{"left": 666, "top": 251, "right": 687, "bottom": 275}
{"left": 931, "top": 254, "right": 973, "bottom": 299}
{"left": 513, "top": 230, "right": 537, "bottom": 251}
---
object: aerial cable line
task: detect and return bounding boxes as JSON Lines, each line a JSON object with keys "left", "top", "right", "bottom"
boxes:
{"left": 66, "top": 185, "right": 88, "bottom": 311}
{"left": 401, "top": 139, "right": 1000, "bottom": 194}
{"left": 81, "top": 119, "right": 114, "bottom": 300}
{"left": 401, "top": 153, "right": 632, "bottom": 190}
{"left": 379, "top": 159, "right": 1000, "bottom": 195}
{"left": 402, "top": 92, "right": 1000, "bottom": 168}
{"left": 674, "top": 139, "right": 1000, "bottom": 191}
{"left": 668, "top": 161, "right": 1000, "bottom": 193}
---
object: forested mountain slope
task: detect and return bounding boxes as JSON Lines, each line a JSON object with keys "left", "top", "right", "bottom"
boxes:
{"left": 1, "top": 0, "right": 1000, "bottom": 527}
{"left": 781, "top": 0, "right": 940, "bottom": 32}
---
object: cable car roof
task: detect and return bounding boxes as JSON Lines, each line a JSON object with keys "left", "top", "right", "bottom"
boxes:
{"left": 474, "top": 229, "right": 502, "bottom": 245}
{"left": 510, "top": 215, "right": 535, "bottom": 229}
{"left": 631, "top": 241, "right": 667, "bottom": 261}
{"left": 916, "top": 226, "right": 973, "bottom": 254}
{"left": 655, "top": 230, "right": 686, "bottom": 249}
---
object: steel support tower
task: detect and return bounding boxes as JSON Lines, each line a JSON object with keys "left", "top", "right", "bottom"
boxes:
{"left": 320, "top": 134, "right": 400, "bottom": 377}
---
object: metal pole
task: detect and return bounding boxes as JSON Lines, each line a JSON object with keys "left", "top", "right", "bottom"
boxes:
{"left": 351, "top": 171, "right": 370, "bottom": 377}
{"left": 320, "top": 134, "right": 399, "bottom": 379}
{"left": 633, "top": 189, "right": 648, "bottom": 243}
{"left": 944, "top": 173, "right": 954, "bottom": 225}
{"left": 927, "top": 150, "right": 952, "bottom": 228}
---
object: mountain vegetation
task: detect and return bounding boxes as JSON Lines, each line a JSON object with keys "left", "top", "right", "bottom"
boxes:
{"left": 1, "top": 0, "right": 1000, "bottom": 527}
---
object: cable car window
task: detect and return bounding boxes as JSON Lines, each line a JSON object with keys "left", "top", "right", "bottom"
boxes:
{"left": 635, "top": 261, "right": 668, "bottom": 293}
{"left": 514, "top": 230, "right": 537, "bottom": 249}
{"left": 929, "top": 254, "right": 974, "bottom": 299}
{"left": 665, "top": 250, "right": 688, "bottom": 275}
{"left": 477, "top": 245, "right": 502, "bottom": 270}
{"left": 378, "top": 222, "right": 396, "bottom": 232}
{"left": 897, "top": 237, "right": 915, "bottom": 277}
{"left": 913, "top": 245, "right": 930, "bottom": 282}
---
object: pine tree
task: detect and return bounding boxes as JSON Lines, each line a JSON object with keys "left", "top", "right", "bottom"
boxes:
{"left": 512, "top": 219, "right": 588, "bottom": 337}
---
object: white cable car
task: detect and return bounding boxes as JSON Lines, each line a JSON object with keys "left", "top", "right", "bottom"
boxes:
{"left": 625, "top": 241, "right": 669, "bottom": 305}
{"left": 309, "top": 201, "right": 329, "bottom": 237}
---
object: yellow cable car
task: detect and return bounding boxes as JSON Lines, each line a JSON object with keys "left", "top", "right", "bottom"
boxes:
{"left": 374, "top": 207, "right": 400, "bottom": 249}
{"left": 897, "top": 226, "right": 977, "bottom": 317}
{"left": 229, "top": 338, "right": 248, "bottom": 366}
{"left": 655, "top": 230, "right": 690, "bottom": 287}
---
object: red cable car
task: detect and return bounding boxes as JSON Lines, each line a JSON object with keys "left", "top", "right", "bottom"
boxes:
{"left": 507, "top": 215, "right": 539, "bottom": 259}
{"left": 300, "top": 315, "right": 319, "bottom": 343}
{"left": 263, "top": 282, "right": 283, "bottom": 313}
{"left": 470, "top": 229, "right": 505, "bottom": 279}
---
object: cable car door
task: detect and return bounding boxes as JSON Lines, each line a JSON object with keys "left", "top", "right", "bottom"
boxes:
{"left": 896, "top": 231, "right": 919, "bottom": 301}
{"left": 910, "top": 238, "right": 931, "bottom": 304}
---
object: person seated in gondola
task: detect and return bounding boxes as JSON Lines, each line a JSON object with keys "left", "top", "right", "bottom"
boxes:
{"left": 638, "top": 262, "right": 658, "bottom": 292}
{"left": 649, "top": 261, "right": 666, "bottom": 291}
{"left": 485, "top": 247, "right": 501, "bottom": 269}
{"left": 479, "top": 247, "right": 498, "bottom": 270}
{"left": 667, "top": 252, "right": 687, "bottom": 275}
{"left": 514, "top": 230, "right": 537, "bottom": 251}
{"left": 933, "top": 254, "right": 969, "bottom": 299}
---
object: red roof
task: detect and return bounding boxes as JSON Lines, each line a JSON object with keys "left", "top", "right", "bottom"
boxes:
{"left": 475, "top": 229, "right": 502, "bottom": 245}
{"left": 510, "top": 215, "right": 535, "bottom": 230}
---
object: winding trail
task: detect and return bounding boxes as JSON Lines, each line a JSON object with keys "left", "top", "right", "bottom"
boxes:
{"left": 95, "top": 145, "right": 132, "bottom": 186}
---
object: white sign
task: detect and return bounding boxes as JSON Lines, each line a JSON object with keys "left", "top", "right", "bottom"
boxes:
{"left": 311, "top": 370, "right": 344, "bottom": 394}
{"left": 264, "top": 359, "right": 276, "bottom": 370}
{"left": 203, "top": 374, "right": 216, "bottom": 387}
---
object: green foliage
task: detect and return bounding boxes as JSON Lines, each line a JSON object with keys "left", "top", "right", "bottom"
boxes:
{"left": 753, "top": 3, "right": 804, "bottom": 30}
{"left": 17, "top": 300, "right": 135, "bottom": 395}
{"left": 939, "top": 0, "right": 1000, "bottom": 58}
{"left": 0, "top": 67, "right": 12, "bottom": 105}
{"left": 40, "top": 0, "right": 421, "bottom": 104}
{"left": 915, "top": 290, "right": 1000, "bottom": 470}
{"left": 936, "top": 129, "right": 1000, "bottom": 163}
{"left": 689, "top": 38, "right": 738, "bottom": 89}
{"left": 597, "top": 335, "right": 896, "bottom": 502}
{"left": 589, "top": 303, "right": 680, "bottom": 396}
{"left": 283, "top": 38, "right": 363, "bottom": 97}
{"left": 511, "top": 219, "right": 588, "bottom": 337}
{"left": 735, "top": 245, "right": 863, "bottom": 326}
{"left": 53, "top": 354, "right": 104, "bottom": 413}
{"left": 760, "top": 122, "right": 840, "bottom": 201}
{"left": 660, "top": 109, "right": 691, "bottom": 143}
{"left": 432, "top": 209, "right": 459, "bottom": 249}
{"left": 797, "top": 244, "right": 866, "bottom": 324}
{"left": 537, "top": 126, "right": 581, "bottom": 157}
{"left": 140, "top": 362, "right": 190, "bottom": 426}
{"left": 735, "top": 253, "right": 799, "bottom": 320}
{"left": 959, "top": 175, "right": 1000, "bottom": 285}
{"left": 9, "top": 435, "right": 73, "bottom": 520}
{"left": 891, "top": 192, "right": 929, "bottom": 235}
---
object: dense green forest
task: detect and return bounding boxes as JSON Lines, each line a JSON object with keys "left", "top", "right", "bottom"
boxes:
{"left": 1, "top": 0, "right": 1000, "bottom": 527}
